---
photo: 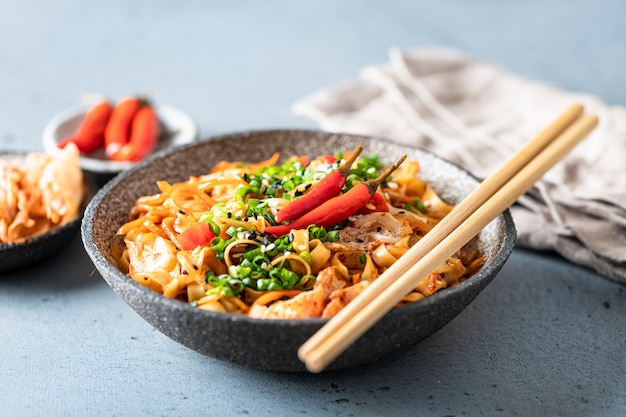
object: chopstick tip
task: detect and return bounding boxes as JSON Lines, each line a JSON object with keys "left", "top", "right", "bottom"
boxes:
{"left": 297, "top": 345, "right": 309, "bottom": 362}
{"left": 571, "top": 102, "right": 584, "bottom": 112}
{"left": 586, "top": 114, "right": 599, "bottom": 126}
{"left": 298, "top": 345, "right": 329, "bottom": 373}
{"left": 304, "top": 359, "right": 325, "bottom": 374}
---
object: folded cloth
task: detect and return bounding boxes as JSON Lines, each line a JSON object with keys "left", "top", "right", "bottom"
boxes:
{"left": 293, "top": 47, "right": 626, "bottom": 283}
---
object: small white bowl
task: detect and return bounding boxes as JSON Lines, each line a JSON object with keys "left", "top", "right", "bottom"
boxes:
{"left": 42, "top": 102, "right": 198, "bottom": 182}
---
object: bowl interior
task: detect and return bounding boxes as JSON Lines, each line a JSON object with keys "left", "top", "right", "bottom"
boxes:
{"left": 82, "top": 130, "right": 516, "bottom": 372}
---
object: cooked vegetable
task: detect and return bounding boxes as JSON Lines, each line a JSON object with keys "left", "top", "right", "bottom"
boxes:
{"left": 358, "top": 192, "right": 389, "bottom": 214}
{"left": 274, "top": 146, "right": 362, "bottom": 223}
{"left": 264, "top": 154, "right": 406, "bottom": 236}
{"left": 0, "top": 144, "right": 84, "bottom": 243}
{"left": 177, "top": 220, "right": 216, "bottom": 250}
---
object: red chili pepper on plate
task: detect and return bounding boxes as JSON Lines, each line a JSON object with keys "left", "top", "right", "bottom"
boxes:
{"left": 265, "top": 154, "right": 406, "bottom": 236}
{"left": 110, "top": 105, "right": 161, "bottom": 162}
{"left": 58, "top": 100, "right": 112, "bottom": 153}
{"left": 274, "top": 146, "right": 363, "bottom": 223}
{"left": 104, "top": 97, "right": 141, "bottom": 159}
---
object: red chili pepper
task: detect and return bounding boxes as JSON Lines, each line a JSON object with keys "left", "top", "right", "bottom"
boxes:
{"left": 298, "top": 155, "right": 310, "bottom": 167}
{"left": 104, "top": 97, "right": 141, "bottom": 159}
{"left": 58, "top": 100, "right": 112, "bottom": 153}
{"left": 110, "top": 105, "right": 161, "bottom": 162}
{"left": 358, "top": 192, "right": 389, "bottom": 214}
{"left": 178, "top": 221, "right": 216, "bottom": 250}
{"left": 265, "top": 154, "right": 406, "bottom": 236}
{"left": 317, "top": 155, "right": 337, "bottom": 164}
{"left": 274, "top": 146, "right": 363, "bottom": 224}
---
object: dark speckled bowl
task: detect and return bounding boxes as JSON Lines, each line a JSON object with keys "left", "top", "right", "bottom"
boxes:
{"left": 0, "top": 151, "right": 91, "bottom": 272}
{"left": 81, "top": 130, "right": 516, "bottom": 372}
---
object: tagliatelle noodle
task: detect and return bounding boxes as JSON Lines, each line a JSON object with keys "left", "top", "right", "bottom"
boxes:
{"left": 114, "top": 151, "right": 484, "bottom": 319}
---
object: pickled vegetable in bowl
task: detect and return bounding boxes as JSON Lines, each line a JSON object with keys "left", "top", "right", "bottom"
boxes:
{"left": 1, "top": 145, "right": 90, "bottom": 271}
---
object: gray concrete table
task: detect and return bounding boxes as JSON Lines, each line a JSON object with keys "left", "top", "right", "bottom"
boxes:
{"left": 1, "top": 1, "right": 625, "bottom": 416}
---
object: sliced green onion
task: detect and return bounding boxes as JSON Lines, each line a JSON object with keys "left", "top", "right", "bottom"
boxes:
{"left": 225, "top": 226, "right": 239, "bottom": 237}
{"left": 299, "top": 251, "right": 312, "bottom": 265}
{"left": 296, "top": 275, "right": 316, "bottom": 290}
{"left": 267, "top": 280, "right": 283, "bottom": 291}
{"left": 210, "top": 237, "right": 227, "bottom": 252}
{"left": 326, "top": 230, "right": 340, "bottom": 242}
{"left": 412, "top": 197, "right": 425, "bottom": 212}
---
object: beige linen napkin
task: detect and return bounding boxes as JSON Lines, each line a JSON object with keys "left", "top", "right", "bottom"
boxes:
{"left": 293, "top": 47, "right": 626, "bottom": 282}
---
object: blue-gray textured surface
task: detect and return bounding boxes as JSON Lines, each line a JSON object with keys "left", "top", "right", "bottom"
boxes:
{"left": 1, "top": 1, "right": 625, "bottom": 416}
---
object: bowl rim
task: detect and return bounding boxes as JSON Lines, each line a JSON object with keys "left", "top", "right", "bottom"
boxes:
{"left": 82, "top": 128, "right": 517, "bottom": 327}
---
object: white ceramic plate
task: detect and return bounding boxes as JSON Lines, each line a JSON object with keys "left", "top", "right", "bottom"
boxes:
{"left": 42, "top": 103, "right": 198, "bottom": 176}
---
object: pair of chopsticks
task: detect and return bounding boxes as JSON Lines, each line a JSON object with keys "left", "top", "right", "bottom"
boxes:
{"left": 299, "top": 103, "right": 598, "bottom": 373}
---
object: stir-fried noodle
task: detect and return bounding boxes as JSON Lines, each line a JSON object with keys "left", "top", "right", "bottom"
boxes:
{"left": 114, "top": 150, "right": 484, "bottom": 319}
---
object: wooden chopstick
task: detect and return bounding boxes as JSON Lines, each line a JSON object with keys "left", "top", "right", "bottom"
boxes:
{"left": 299, "top": 105, "right": 597, "bottom": 373}
{"left": 298, "top": 103, "right": 583, "bottom": 363}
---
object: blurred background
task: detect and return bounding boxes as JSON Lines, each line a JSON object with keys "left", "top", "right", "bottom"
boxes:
{"left": 2, "top": 0, "right": 624, "bottom": 151}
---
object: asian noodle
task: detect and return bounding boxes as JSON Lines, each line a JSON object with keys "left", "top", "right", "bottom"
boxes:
{"left": 113, "top": 150, "right": 484, "bottom": 319}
